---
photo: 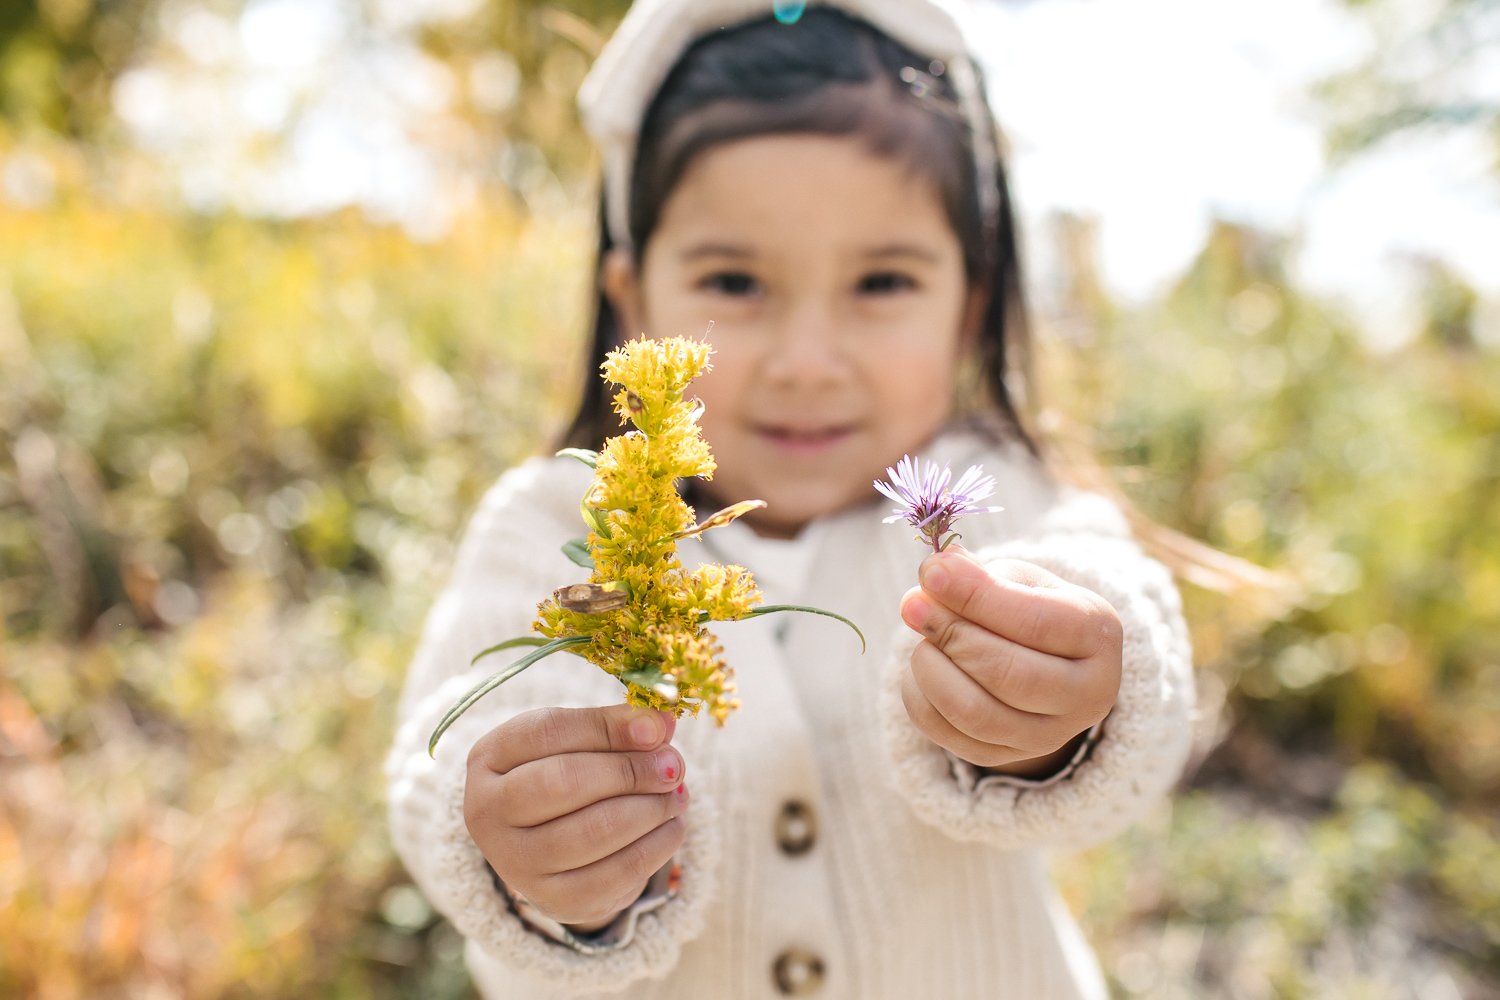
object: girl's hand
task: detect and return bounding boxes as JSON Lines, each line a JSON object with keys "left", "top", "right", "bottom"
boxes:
{"left": 897, "top": 546, "right": 1122, "bottom": 776}
{"left": 464, "top": 704, "right": 690, "bottom": 932}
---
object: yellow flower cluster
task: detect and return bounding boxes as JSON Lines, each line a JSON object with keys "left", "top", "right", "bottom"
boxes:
{"left": 535, "top": 337, "right": 760, "bottom": 724}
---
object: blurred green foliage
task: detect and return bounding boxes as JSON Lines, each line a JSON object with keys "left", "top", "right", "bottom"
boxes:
{"left": 0, "top": 174, "right": 593, "bottom": 997}
{"left": 1041, "top": 217, "right": 1500, "bottom": 998}
{"left": 1, "top": 1, "right": 1497, "bottom": 998}
{"left": 1088, "top": 221, "right": 1500, "bottom": 796}
{"left": 1318, "top": 0, "right": 1500, "bottom": 161}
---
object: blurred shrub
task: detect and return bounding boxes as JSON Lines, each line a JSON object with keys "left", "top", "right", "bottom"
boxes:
{"left": 0, "top": 168, "right": 590, "bottom": 997}
{"left": 1044, "top": 219, "right": 1500, "bottom": 797}
{"left": 1064, "top": 763, "right": 1497, "bottom": 999}
{"left": 1042, "top": 218, "right": 1500, "bottom": 996}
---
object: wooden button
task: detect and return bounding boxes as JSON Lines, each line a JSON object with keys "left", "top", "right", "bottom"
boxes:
{"left": 773, "top": 947, "right": 825, "bottom": 995}
{"left": 775, "top": 800, "right": 816, "bottom": 856}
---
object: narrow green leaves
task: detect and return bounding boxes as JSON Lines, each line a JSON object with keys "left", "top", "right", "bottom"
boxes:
{"left": 699, "top": 604, "right": 867, "bottom": 653}
{"left": 557, "top": 448, "right": 600, "bottom": 469}
{"left": 469, "top": 634, "right": 548, "bottom": 664}
{"left": 430, "top": 635, "right": 593, "bottom": 755}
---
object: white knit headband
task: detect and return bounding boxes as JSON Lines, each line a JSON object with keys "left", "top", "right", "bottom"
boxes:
{"left": 577, "top": 0, "right": 1000, "bottom": 253}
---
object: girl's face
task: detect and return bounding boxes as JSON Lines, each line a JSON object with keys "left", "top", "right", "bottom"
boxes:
{"left": 604, "top": 134, "right": 982, "bottom": 538}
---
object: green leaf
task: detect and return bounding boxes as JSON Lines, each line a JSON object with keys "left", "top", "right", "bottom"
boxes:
{"left": 730, "top": 604, "right": 867, "bottom": 653}
{"left": 562, "top": 537, "right": 594, "bottom": 569}
{"left": 619, "top": 666, "right": 660, "bottom": 686}
{"left": 620, "top": 666, "right": 679, "bottom": 698}
{"left": 468, "top": 635, "right": 548, "bottom": 663}
{"left": 430, "top": 635, "right": 593, "bottom": 756}
{"left": 580, "top": 497, "right": 611, "bottom": 538}
{"left": 557, "top": 447, "right": 599, "bottom": 469}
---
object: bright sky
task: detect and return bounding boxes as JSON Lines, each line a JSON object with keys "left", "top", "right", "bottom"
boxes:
{"left": 97, "top": 0, "right": 1500, "bottom": 344}
{"left": 975, "top": 0, "right": 1500, "bottom": 344}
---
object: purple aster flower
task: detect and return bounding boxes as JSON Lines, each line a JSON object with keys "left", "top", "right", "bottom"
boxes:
{"left": 874, "top": 455, "right": 1004, "bottom": 553}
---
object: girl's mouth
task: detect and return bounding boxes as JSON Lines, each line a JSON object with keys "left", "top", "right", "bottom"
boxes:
{"left": 757, "top": 425, "right": 855, "bottom": 455}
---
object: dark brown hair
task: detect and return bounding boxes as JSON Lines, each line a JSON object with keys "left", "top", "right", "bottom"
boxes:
{"left": 560, "top": 8, "right": 1035, "bottom": 454}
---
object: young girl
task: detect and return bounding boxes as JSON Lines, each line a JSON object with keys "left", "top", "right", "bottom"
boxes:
{"left": 387, "top": 2, "right": 1194, "bottom": 997}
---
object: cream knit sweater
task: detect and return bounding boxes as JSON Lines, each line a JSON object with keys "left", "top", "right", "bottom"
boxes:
{"left": 386, "top": 431, "right": 1195, "bottom": 999}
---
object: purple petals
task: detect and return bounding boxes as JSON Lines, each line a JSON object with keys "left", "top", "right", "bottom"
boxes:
{"left": 873, "top": 455, "right": 1004, "bottom": 552}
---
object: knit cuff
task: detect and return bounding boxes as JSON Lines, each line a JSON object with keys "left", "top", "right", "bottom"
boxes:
{"left": 944, "top": 719, "right": 1104, "bottom": 792}
{"left": 498, "top": 860, "right": 681, "bottom": 955}
{"left": 385, "top": 673, "right": 721, "bottom": 990}
{"left": 877, "top": 534, "right": 1194, "bottom": 851}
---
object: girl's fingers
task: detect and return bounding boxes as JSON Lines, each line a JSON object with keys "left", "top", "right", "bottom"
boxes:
{"left": 916, "top": 549, "right": 1122, "bottom": 661}
{"left": 515, "top": 785, "right": 691, "bottom": 875}
{"left": 529, "top": 814, "right": 689, "bottom": 926}
{"left": 899, "top": 663, "right": 1027, "bottom": 769}
{"left": 907, "top": 640, "right": 1060, "bottom": 756}
{"left": 470, "top": 704, "right": 675, "bottom": 776}
{"left": 900, "top": 587, "right": 1091, "bottom": 716}
{"left": 464, "top": 705, "right": 691, "bottom": 923}
{"left": 495, "top": 748, "right": 686, "bottom": 828}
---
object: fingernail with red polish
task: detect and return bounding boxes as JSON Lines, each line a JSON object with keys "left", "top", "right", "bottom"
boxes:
{"left": 656, "top": 750, "right": 679, "bottom": 782}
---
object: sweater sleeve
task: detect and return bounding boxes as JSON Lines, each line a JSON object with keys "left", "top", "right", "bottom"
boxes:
{"left": 876, "top": 488, "right": 1195, "bottom": 852}
{"left": 384, "top": 459, "right": 721, "bottom": 994}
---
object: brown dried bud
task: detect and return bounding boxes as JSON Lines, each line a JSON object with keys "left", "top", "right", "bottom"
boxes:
{"left": 554, "top": 583, "right": 629, "bottom": 613}
{"left": 625, "top": 391, "right": 645, "bottom": 413}
{"left": 672, "top": 499, "right": 768, "bottom": 540}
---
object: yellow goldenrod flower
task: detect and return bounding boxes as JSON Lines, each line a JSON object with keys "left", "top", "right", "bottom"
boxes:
{"left": 536, "top": 337, "right": 755, "bottom": 724}
{"left": 428, "top": 336, "right": 862, "bottom": 755}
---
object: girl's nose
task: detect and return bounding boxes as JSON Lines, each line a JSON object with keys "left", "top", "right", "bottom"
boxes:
{"left": 759, "top": 299, "right": 851, "bottom": 388}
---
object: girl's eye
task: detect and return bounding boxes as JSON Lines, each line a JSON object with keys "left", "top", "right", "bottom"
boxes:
{"left": 857, "top": 272, "right": 916, "bottom": 295}
{"left": 699, "top": 272, "right": 761, "bottom": 297}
